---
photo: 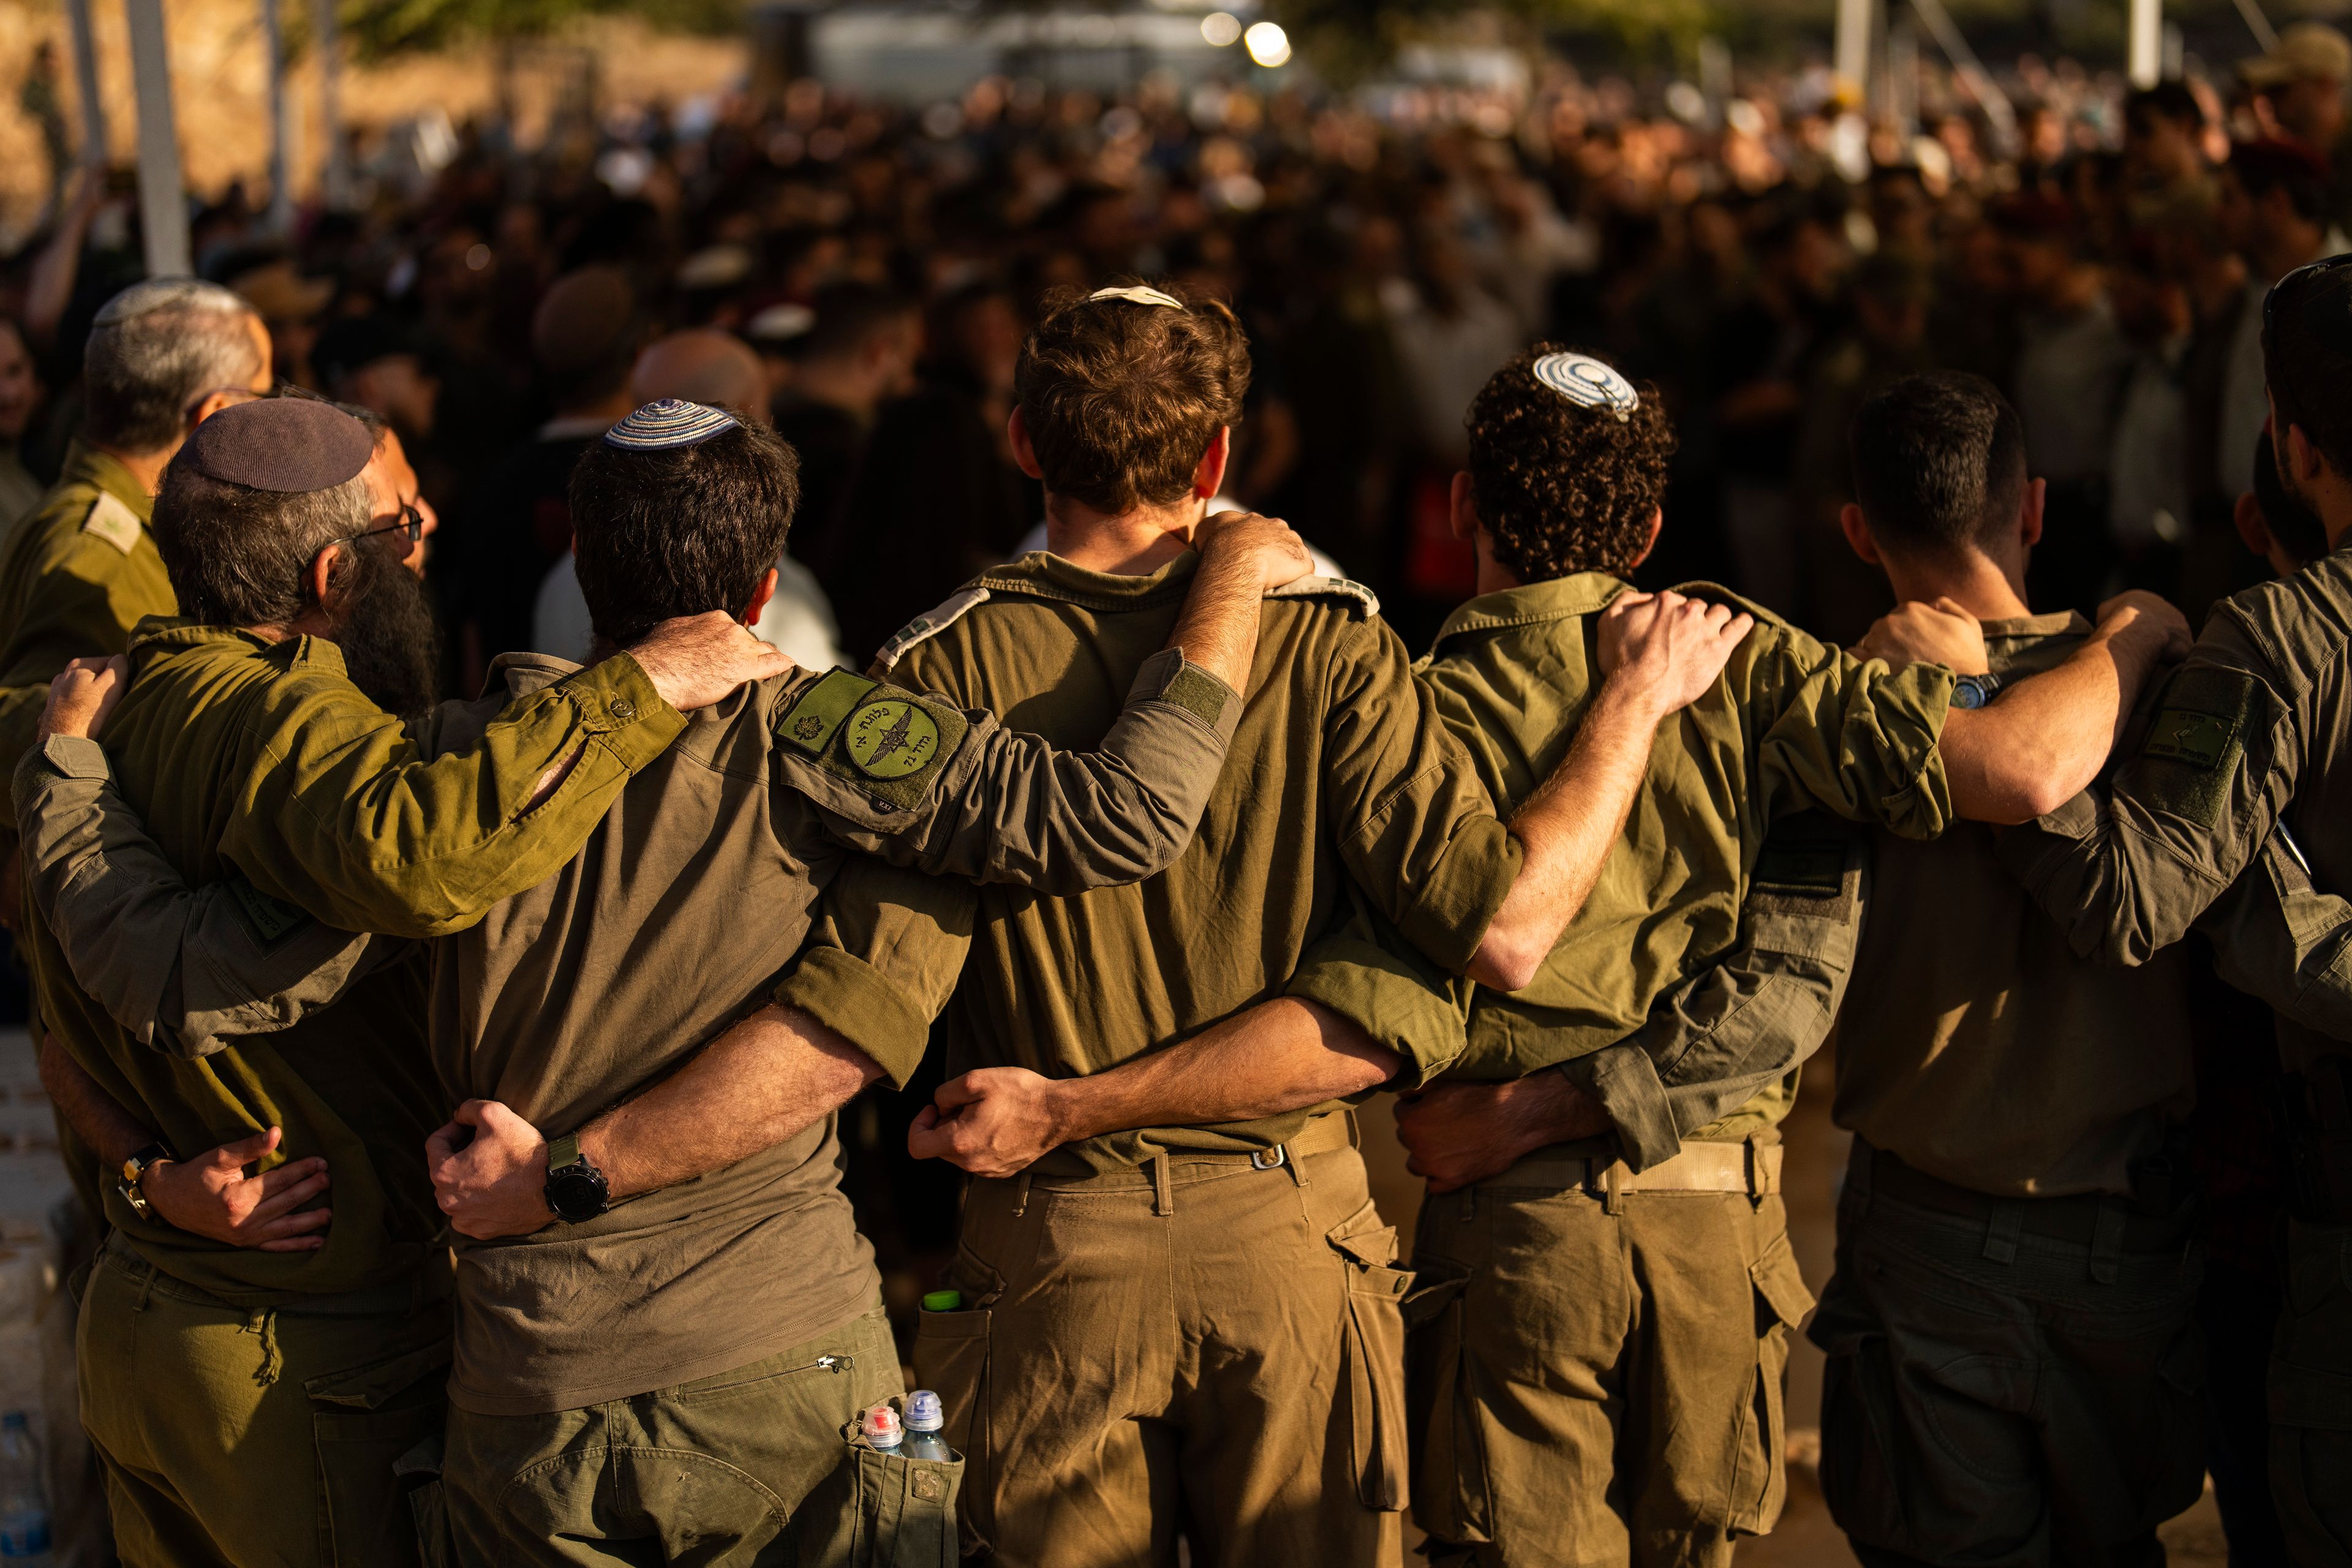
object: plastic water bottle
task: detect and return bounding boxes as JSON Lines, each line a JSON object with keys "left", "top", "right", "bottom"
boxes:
{"left": 861, "top": 1402, "right": 903, "bottom": 1454}
{"left": 903, "top": 1390, "right": 954, "bottom": 1461}
{"left": 0, "top": 1411, "right": 51, "bottom": 1564}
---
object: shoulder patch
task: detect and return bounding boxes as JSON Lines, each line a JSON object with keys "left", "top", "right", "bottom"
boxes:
{"left": 80, "top": 492, "right": 144, "bottom": 555}
{"left": 843, "top": 697, "right": 941, "bottom": 779}
{"left": 774, "top": 669, "right": 877, "bottom": 756}
{"left": 1265, "top": 576, "right": 1381, "bottom": 619}
{"left": 2135, "top": 665, "right": 2258, "bottom": 828}
{"left": 227, "top": 878, "right": 308, "bottom": 949}
{"left": 873, "top": 586, "right": 991, "bottom": 673}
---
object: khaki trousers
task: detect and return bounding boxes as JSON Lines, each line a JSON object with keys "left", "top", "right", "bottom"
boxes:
{"left": 1406, "top": 1144, "right": 1811, "bottom": 1568}
{"left": 1810, "top": 1144, "right": 2205, "bottom": 1568}
{"left": 914, "top": 1125, "right": 1410, "bottom": 1568}
{"left": 2273, "top": 1218, "right": 2352, "bottom": 1567}
{"left": 440, "top": 1303, "right": 902, "bottom": 1567}
{"left": 77, "top": 1235, "right": 450, "bottom": 1568}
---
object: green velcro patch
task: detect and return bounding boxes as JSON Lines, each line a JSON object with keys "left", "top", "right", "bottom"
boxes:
{"left": 1751, "top": 839, "right": 1847, "bottom": 898}
{"left": 2144, "top": 709, "right": 2235, "bottom": 769}
{"left": 1158, "top": 664, "right": 1229, "bottom": 729}
{"left": 227, "top": 878, "right": 307, "bottom": 948}
{"left": 774, "top": 670, "right": 878, "bottom": 757}
{"left": 2136, "top": 665, "right": 2258, "bottom": 829}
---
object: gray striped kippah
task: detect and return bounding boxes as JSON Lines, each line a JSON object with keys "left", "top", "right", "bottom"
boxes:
{"left": 1530, "top": 353, "right": 1638, "bottom": 421}
{"left": 602, "top": 399, "right": 742, "bottom": 451}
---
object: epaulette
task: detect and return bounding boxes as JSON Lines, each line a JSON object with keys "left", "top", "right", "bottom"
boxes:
{"left": 873, "top": 586, "right": 991, "bottom": 673}
{"left": 1267, "top": 576, "right": 1381, "bottom": 619}
{"left": 1668, "top": 580, "right": 1790, "bottom": 630}
{"left": 80, "top": 492, "right": 143, "bottom": 555}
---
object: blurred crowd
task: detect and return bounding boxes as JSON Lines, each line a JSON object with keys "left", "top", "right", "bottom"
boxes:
{"left": 4, "top": 19, "right": 2352, "bottom": 681}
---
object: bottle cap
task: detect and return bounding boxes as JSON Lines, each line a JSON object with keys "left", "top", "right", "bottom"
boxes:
{"left": 921, "top": 1289, "right": 962, "bottom": 1312}
{"left": 905, "top": 1389, "right": 944, "bottom": 1431}
{"left": 861, "top": 1402, "right": 903, "bottom": 1447}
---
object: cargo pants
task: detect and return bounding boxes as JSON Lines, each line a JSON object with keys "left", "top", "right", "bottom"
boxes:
{"left": 1405, "top": 1136, "right": 1811, "bottom": 1568}
{"left": 439, "top": 1302, "right": 905, "bottom": 1567}
{"left": 76, "top": 1234, "right": 451, "bottom": 1568}
{"left": 1809, "top": 1140, "right": 2206, "bottom": 1568}
{"left": 2272, "top": 1216, "right": 2352, "bottom": 1566}
{"left": 913, "top": 1114, "right": 1411, "bottom": 1568}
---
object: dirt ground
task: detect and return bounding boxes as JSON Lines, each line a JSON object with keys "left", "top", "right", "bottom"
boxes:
{"left": 1352, "top": 1063, "right": 2233, "bottom": 1567}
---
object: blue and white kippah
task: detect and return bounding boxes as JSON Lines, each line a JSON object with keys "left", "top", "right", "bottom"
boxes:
{"left": 603, "top": 398, "right": 742, "bottom": 451}
{"left": 1530, "top": 353, "right": 1638, "bottom": 422}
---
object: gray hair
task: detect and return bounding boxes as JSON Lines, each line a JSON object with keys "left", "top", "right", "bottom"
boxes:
{"left": 152, "top": 464, "right": 369, "bottom": 628}
{"left": 85, "top": 279, "right": 264, "bottom": 456}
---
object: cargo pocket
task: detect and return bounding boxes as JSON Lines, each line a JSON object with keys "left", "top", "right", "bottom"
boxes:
{"left": 797, "top": 1422, "right": 968, "bottom": 1568}
{"left": 307, "top": 1337, "right": 451, "bottom": 1568}
{"left": 1327, "top": 1199, "right": 1413, "bottom": 1512}
{"left": 1724, "top": 1234, "right": 1815, "bottom": 1536}
{"left": 912, "top": 1298, "right": 992, "bottom": 1556}
{"left": 1403, "top": 1261, "right": 1487, "bottom": 1545}
{"left": 393, "top": 1432, "right": 451, "bottom": 1568}
{"left": 1815, "top": 1319, "right": 1914, "bottom": 1555}
{"left": 2269, "top": 1225, "right": 2352, "bottom": 1561}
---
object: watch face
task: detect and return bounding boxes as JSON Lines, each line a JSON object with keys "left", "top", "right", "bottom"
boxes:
{"left": 1953, "top": 677, "right": 1989, "bottom": 709}
{"left": 546, "top": 1167, "right": 608, "bottom": 1223}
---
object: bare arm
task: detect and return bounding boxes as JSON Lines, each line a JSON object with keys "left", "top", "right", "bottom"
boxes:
{"left": 1170, "top": 511, "right": 1312, "bottom": 692}
{"left": 424, "top": 1003, "right": 884, "bottom": 1239}
{"left": 37, "top": 1030, "right": 148, "bottom": 1167}
{"left": 1468, "top": 590, "right": 1755, "bottom": 991}
{"left": 1939, "top": 593, "right": 2188, "bottom": 824}
{"left": 905, "top": 998, "right": 1403, "bottom": 1178}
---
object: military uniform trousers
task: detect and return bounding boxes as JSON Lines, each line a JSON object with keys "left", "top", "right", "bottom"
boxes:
{"left": 1809, "top": 1140, "right": 2206, "bottom": 1568}
{"left": 439, "top": 1301, "right": 902, "bottom": 1567}
{"left": 913, "top": 1113, "right": 1411, "bottom": 1568}
{"left": 2272, "top": 1216, "right": 2352, "bottom": 1566}
{"left": 77, "top": 1234, "right": 451, "bottom": 1568}
{"left": 1405, "top": 1137, "right": 1811, "bottom": 1568}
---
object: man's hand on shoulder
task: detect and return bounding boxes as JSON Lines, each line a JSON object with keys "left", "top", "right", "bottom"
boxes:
{"left": 1393, "top": 1073, "right": 1610, "bottom": 1193}
{"left": 1853, "top": 598, "right": 1988, "bottom": 674}
{"left": 38, "top": 654, "right": 130, "bottom": 741}
{"left": 424, "top": 1099, "right": 556, "bottom": 1240}
{"left": 627, "top": 612, "right": 796, "bottom": 713}
{"left": 907, "top": 1067, "right": 1075, "bottom": 1178}
{"left": 141, "top": 1126, "right": 334, "bottom": 1252}
{"left": 2093, "top": 590, "right": 2193, "bottom": 665}
{"left": 1193, "top": 510, "right": 1314, "bottom": 592}
{"left": 1597, "top": 590, "right": 1754, "bottom": 718}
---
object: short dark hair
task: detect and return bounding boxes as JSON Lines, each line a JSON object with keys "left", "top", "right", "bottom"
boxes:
{"left": 1014, "top": 282, "right": 1250, "bottom": 515}
{"left": 1849, "top": 372, "right": 2029, "bottom": 558}
{"left": 2125, "top": 81, "right": 2203, "bottom": 131}
{"left": 1463, "top": 345, "right": 1675, "bottom": 581}
{"left": 152, "top": 464, "right": 371, "bottom": 627}
{"left": 570, "top": 423, "right": 799, "bottom": 647}
{"left": 2263, "top": 262, "right": 2352, "bottom": 478}
{"left": 2232, "top": 139, "right": 2332, "bottom": 224}
{"left": 2255, "top": 428, "right": 2331, "bottom": 566}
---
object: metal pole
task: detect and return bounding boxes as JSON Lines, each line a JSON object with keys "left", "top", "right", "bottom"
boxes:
{"left": 2233, "top": 0, "right": 2279, "bottom": 53}
{"left": 263, "top": 0, "right": 294, "bottom": 232}
{"left": 2128, "top": 0, "right": 2162, "bottom": 88}
{"left": 312, "top": 0, "right": 350, "bottom": 209}
{"left": 123, "top": 0, "right": 191, "bottom": 276}
{"left": 1908, "top": 0, "right": 2021, "bottom": 155}
{"left": 1836, "top": 0, "right": 1874, "bottom": 101}
{"left": 64, "top": 0, "right": 108, "bottom": 170}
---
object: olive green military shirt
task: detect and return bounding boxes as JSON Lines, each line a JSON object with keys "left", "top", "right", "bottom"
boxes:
{"left": 0, "top": 443, "right": 173, "bottom": 839}
{"left": 22, "top": 617, "right": 683, "bottom": 1301}
{"left": 777, "top": 552, "right": 1523, "bottom": 1171}
{"left": 1833, "top": 613, "right": 2195, "bottom": 1198}
{"left": 1413, "top": 575, "right": 1955, "bottom": 1132}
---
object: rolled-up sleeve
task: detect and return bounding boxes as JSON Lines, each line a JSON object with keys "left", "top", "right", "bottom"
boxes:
{"left": 775, "top": 856, "right": 977, "bottom": 1089}
{"left": 1283, "top": 888, "right": 1472, "bottom": 1091}
{"left": 1751, "top": 630, "right": 1956, "bottom": 841}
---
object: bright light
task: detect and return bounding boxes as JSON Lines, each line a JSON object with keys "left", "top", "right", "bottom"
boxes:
{"left": 1243, "top": 20, "right": 1291, "bottom": 66}
{"left": 1200, "top": 10, "right": 1242, "bottom": 45}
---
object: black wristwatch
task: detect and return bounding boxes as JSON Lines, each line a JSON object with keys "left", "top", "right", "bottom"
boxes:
{"left": 542, "top": 1134, "right": 611, "bottom": 1224}
{"left": 119, "top": 1142, "right": 172, "bottom": 1223}
{"left": 1952, "top": 671, "right": 2004, "bottom": 710}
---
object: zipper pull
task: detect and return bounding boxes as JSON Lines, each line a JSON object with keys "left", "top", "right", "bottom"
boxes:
{"left": 816, "top": 1354, "right": 854, "bottom": 1374}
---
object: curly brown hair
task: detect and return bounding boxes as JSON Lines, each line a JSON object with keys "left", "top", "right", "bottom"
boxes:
{"left": 1466, "top": 345, "right": 1676, "bottom": 582}
{"left": 1014, "top": 281, "right": 1251, "bottom": 514}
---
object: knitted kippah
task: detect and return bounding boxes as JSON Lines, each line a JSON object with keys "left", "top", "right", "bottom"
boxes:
{"left": 178, "top": 399, "right": 372, "bottom": 492}
{"left": 601, "top": 399, "right": 743, "bottom": 451}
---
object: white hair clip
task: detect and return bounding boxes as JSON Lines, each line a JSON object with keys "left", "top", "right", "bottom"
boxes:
{"left": 1531, "top": 353, "right": 1638, "bottom": 422}
{"left": 1087, "top": 285, "right": 1186, "bottom": 310}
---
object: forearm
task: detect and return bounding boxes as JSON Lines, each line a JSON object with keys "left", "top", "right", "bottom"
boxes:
{"left": 1164, "top": 548, "right": 1266, "bottom": 695}
{"left": 1940, "top": 624, "right": 2164, "bottom": 824}
{"left": 1046, "top": 998, "right": 1401, "bottom": 1140}
{"left": 579, "top": 1004, "right": 886, "bottom": 1200}
{"left": 1471, "top": 678, "right": 1663, "bottom": 990}
{"left": 36, "top": 1033, "right": 148, "bottom": 1167}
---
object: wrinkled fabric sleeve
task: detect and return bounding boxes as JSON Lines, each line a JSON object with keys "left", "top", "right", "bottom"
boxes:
{"left": 1321, "top": 616, "right": 1521, "bottom": 976}
{"left": 1747, "top": 627, "right": 1956, "bottom": 840}
{"left": 1559, "top": 813, "right": 1868, "bottom": 1171}
{"left": 2197, "top": 828, "right": 2352, "bottom": 1039}
{"left": 774, "top": 855, "right": 978, "bottom": 1090}
{"left": 1283, "top": 883, "right": 1472, "bottom": 1091}
{"left": 2000, "top": 619, "right": 2297, "bottom": 967}
{"left": 792, "top": 649, "right": 1243, "bottom": 893}
{"left": 13, "top": 736, "right": 401, "bottom": 1059}
{"left": 0, "top": 541, "right": 167, "bottom": 836}
{"left": 222, "top": 649, "right": 684, "bottom": 939}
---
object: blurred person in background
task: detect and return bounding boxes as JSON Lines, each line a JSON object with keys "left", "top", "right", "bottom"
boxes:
{"left": 2215, "top": 139, "right": 2341, "bottom": 506}
{"left": 2107, "top": 242, "right": 2195, "bottom": 595}
{"left": 0, "top": 317, "right": 44, "bottom": 533}
{"left": 229, "top": 258, "right": 333, "bottom": 394}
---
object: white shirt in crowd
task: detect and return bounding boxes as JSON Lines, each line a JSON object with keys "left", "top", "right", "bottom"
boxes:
{"left": 533, "top": 550, "right": 848, "bottom": 674}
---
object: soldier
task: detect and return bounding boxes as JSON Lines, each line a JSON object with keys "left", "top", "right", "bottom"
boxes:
{"left": 1361, "top": 347, "right": 2189, "bottom": 1568}
{"left": 1793, "top": 371, "right": 2207, "bottom": 1567}
{"left": 1998, "top": 255, "right": 2352, "bottom": 1565}
{"left": 18, "top": 394, "right": 1322, "bottom": 1564}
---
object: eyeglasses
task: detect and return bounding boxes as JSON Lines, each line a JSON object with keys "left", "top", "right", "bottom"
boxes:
{"left": 333, "top": 503, "right": 425, "bottom": 549}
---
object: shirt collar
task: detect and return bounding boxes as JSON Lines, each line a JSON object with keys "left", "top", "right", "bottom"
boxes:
{"left": 62, "top": 442, "right": 155, "bottom": 522}
{"left": 1430, "top": 573, "right": 1630, "bottom": 649}
{"left": 971, "top": 548, "right": 1202, "bottom": 610}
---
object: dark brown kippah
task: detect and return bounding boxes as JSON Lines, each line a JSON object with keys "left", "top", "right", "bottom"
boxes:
{"left": 178, "top": 399, "right": 374, "bottom": 492}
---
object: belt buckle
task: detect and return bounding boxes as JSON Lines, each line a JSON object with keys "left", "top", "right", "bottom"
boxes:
{"left": 1251, "top": 1145, "right": 1288, "bottom": 1171}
